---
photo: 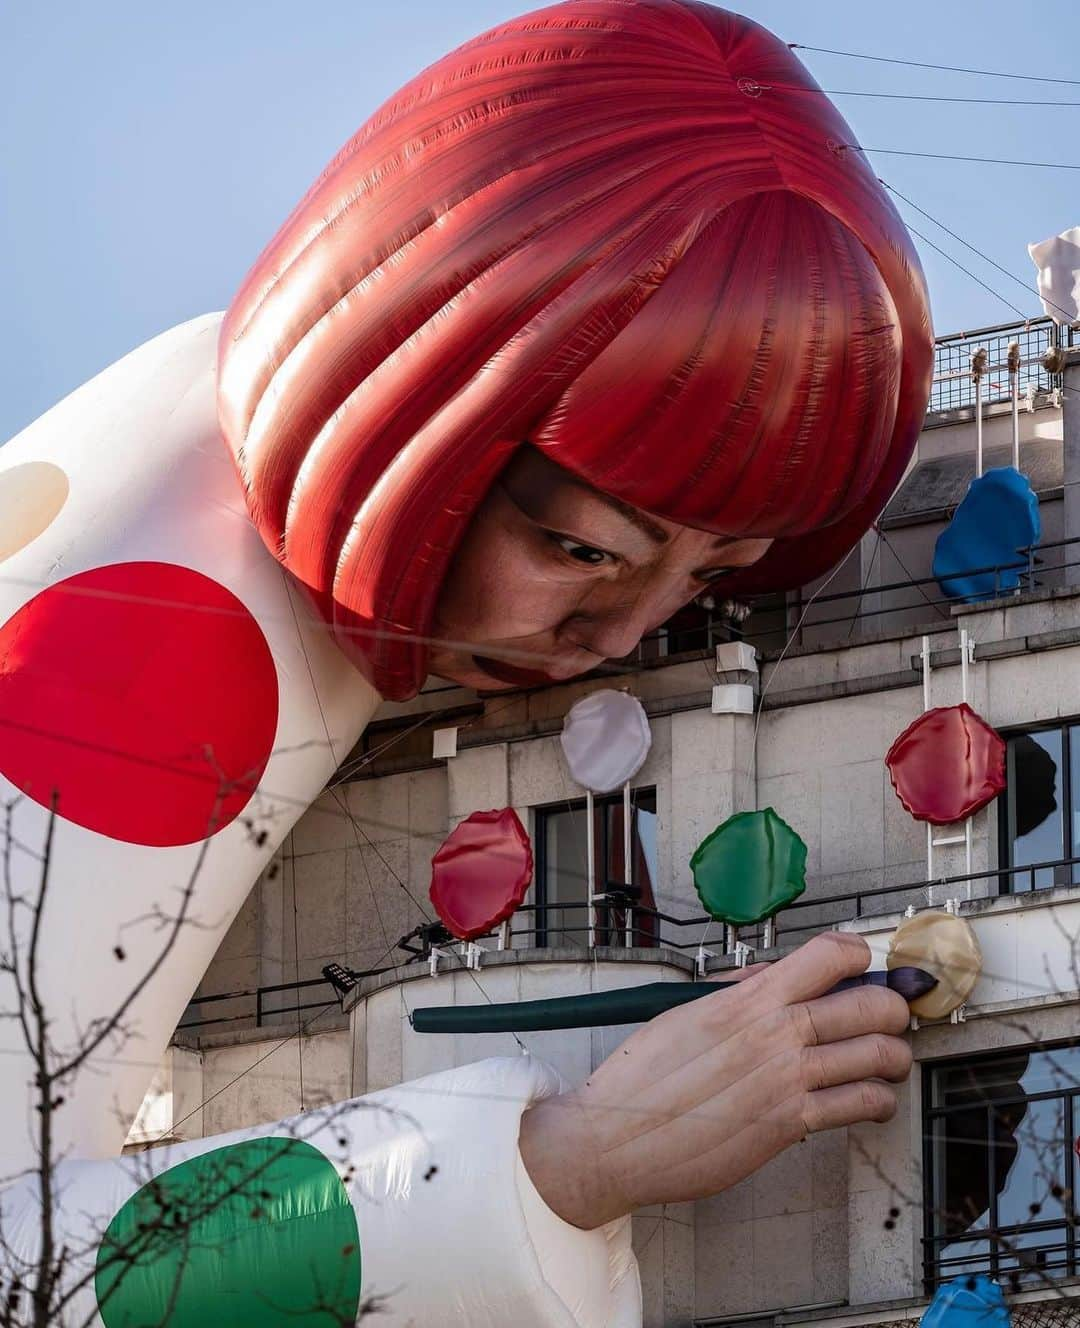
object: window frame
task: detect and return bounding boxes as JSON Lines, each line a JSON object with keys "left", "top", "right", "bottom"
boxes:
{"left": 921, "top": 1039, "right": 1080, "bottom": 1292}
{"left": 996, "top": 717, "right": 1080, "bottom": 894}
{"left": 533, "top": 787, "right": 658, "bottom": 949}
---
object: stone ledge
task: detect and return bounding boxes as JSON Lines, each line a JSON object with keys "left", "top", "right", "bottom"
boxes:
{"left": 769, "top": 1277, "right": 1080, "bottom": 1327}
{"left": 171, "top": 1010, "right": 349, "bottom": 1052}
{"left": 345, "top": 944, "right": 703, "bottom": 1010}
{"left": 843, "top": 878, "right": 1080, "bottom": 928}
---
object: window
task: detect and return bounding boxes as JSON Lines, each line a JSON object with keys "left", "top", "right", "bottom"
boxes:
{"left": 1000, "top": 723, "right": 1080, "bottom": 890}
{"left": 923, "top": 1043, "right": 1080, "bottom": 1290}
{"left": 534, "top": 789, "right": 658, "bottom": 948}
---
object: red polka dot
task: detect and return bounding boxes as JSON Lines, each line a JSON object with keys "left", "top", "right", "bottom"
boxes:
{"left": 0, "top": 563, "right": 279, "bottom": 846}
{"left": 429, "top": 809, "right": 533, "bottom": 941}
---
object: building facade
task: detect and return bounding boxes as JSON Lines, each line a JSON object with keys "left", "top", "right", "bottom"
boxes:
{"left": 135, "top": 320, "right": 1080, "bottom": 1327}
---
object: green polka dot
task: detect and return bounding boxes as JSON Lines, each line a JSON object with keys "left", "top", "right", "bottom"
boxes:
{"left": 95, "top": 1138, "right": 361, "bottom": 1328}
{"left": 690, "top": 806, "right": 807, "bottom": 926}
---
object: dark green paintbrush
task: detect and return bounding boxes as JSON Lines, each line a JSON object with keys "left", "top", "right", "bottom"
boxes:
{"left": 410, "top": 967, "right": 936, "bottom": 1034}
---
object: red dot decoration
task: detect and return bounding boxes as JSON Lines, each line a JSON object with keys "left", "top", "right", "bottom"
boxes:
{"left": 429, "top": 809, "right": 533, "bottom": 941}
{"left": 885, "top": 703, "right": 1005, "bottom": 826}
{"left": 0, "top": 562, "right": 278, "bottom": 846}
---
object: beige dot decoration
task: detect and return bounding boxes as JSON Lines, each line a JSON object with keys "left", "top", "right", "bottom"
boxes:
{"left": 887, "top": 910, "right": 982, "bottom": 1019}
{"left": 0, "top": 462, "right": 69, "bottom": 563}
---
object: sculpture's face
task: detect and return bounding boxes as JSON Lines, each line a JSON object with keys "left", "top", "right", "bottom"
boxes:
{"left": 428, "top": 447, "right": 772, "bottom": 691}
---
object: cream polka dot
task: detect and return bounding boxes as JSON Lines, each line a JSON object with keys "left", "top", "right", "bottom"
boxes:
{"left": 0, "top": 462, "right": 69, "bottom": 562}
{"left": 887, "top": 911, "right": 982, "bottom": 1020}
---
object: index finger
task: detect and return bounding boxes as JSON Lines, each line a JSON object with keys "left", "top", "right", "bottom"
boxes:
{"left": 709, "top": 961, "right": 772, "bottom": 984}
{"left": 741, "top": 932, "right": 872, "bottom": 1008}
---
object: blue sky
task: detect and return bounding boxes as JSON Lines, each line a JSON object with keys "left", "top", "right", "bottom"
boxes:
{"left": 2, "top": 0, "right": 1077, "bottom": 439}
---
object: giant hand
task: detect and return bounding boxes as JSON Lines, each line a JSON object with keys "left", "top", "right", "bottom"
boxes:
{"left": 520, "top": 933, "right": 912, "bottom": 1229}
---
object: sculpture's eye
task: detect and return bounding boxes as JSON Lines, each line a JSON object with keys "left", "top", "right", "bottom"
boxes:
{"left": 551, "top": 535, "right": 611, "bottom": 566}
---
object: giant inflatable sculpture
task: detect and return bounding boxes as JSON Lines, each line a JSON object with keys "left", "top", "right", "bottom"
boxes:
{"left": 0, "top": 3, "right": 935, "bottom": 1324}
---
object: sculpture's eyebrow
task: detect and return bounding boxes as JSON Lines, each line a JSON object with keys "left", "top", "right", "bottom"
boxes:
{"left": 567, "top": 482, "right": 670, "bottom": 545}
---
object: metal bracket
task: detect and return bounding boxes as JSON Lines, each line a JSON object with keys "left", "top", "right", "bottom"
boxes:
{"left": 428, "top": 946, "right": 449, "bottom": 978}
{"left": 695, "top": 943, "right": 717, "bottom": 980}
{"left": 459, "top": 941, "right": 483, "bottom": 971}
{"left": 950, "top": 1003, "right": 968, "bottom": 1025}
{"left": 944, "top": 898, "right": 961, "bottom": 915}
{"left": 734, "top": 941, "right": 754, "bottom": 969}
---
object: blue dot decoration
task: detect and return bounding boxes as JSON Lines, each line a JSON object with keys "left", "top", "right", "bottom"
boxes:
{"left": 933, "top": 466, "right": 1040, "bottom": 603}
{"left": 918, "top": 1274, "right": 1011, "bottom": 1328}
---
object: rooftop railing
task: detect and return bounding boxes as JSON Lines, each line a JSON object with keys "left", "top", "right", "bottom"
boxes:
{"left": 930, "top": 316, "right": 1073, "bottom": 415}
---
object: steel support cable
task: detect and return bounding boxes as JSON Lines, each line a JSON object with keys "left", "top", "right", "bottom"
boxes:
{"left": 788, "top": 43, "right": 1080, "bottom": 88}
{"left": 850, "top": 147, "right": 1080, "bottom": 171}
{"left": 876, "top": 178, "right": 1079, "bottom": 328}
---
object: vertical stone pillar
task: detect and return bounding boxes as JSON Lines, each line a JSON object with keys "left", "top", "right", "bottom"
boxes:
{"left": 847, "top": 1070, "right": 924, "bottom": 1304}
{"left": 634, "top": 1205, "right": 695, "bottom": 1328}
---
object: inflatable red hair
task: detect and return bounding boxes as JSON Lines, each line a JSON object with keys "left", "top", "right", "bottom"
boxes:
{"left": 218, "top": 0, "right": 933, "bottom": 701}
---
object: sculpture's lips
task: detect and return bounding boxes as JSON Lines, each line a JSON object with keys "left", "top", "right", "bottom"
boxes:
{"left": 473, "top": 654, "right": 558, "bottom": 688}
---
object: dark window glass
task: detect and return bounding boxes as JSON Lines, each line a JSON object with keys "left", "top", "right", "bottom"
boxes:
{"left": 929, "top": 1106, "right": 994, "bottom": 1239}
{"left": 1008, "top": 728, "right": 1064, "bottom": 886}
{"left": 924, "top": 1044, "right": 1079, "bottom": 1290}
{"left": 934, "top": 1045, "right": 1080, "bottom": 1107}
{"left": 1071, "top": 726, "right": 1080, "bottom": 883}
{"left": 541, "top": 803, "right": 592, "bottom": 946}
{"left": 1002, "top": 725, "right": 1076, "bottom": 890}
{"left": 535, "top": 789, "right": 657, "bottom": 948}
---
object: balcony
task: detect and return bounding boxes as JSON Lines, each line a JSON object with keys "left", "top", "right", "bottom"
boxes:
{"left": 177, "top": 850, "right": 1080, "bottom": 1038}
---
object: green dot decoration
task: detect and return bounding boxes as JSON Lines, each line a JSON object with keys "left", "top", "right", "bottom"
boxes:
{"left": 95, "top": 1137, "right": 361, "bottom": 1328}
{"left": 690, "top": 807, "right": 807, "bottom": 926}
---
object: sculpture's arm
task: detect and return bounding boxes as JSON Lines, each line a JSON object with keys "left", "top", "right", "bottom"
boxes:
{"left": 0, "top": 1057, "right": 641, "bottom": 1328}
{"left": 0, "top": 315, "right": 379, "bottom": 1173}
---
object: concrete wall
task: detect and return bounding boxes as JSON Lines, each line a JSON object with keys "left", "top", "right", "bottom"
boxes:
{"left": 141, "top": 1022, "right": 351, "bottom": 1145}
{"left": 916, "top": 399, "right": 1061, "bottom": 465}
{"left": 126, "top": 1044, "right": 204, "bottom": 1147}
{"left": 196, "top": 766, "right": 448, "bottom": 1003}
{"left": 694, "top": 1127, "right": 849, "bottom": 1318}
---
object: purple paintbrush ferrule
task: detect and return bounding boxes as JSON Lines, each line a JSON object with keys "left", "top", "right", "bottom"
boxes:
{"left": 832, "top": 967, "right": 937, "bottom": 1002}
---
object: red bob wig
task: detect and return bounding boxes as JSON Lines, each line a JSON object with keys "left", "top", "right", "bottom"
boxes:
{"left": 218, "top": 0, "right": 933, "bottom": 701}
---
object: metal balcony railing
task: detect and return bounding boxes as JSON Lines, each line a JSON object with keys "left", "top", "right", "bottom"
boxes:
{"left": 177, "top": 854, "right": 1080, "bottom": 1032}
{"left": 628, "top": 536, "right": 1080, "bottom": 665}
